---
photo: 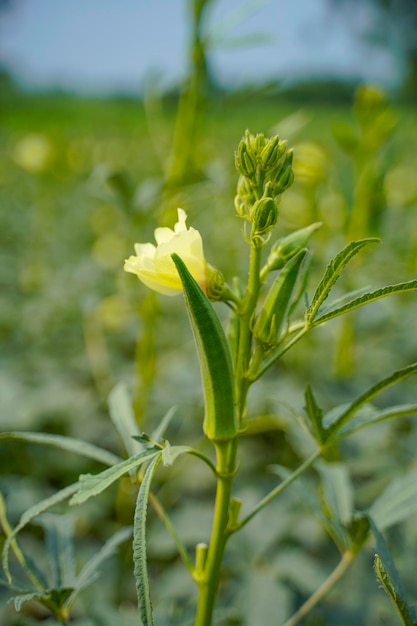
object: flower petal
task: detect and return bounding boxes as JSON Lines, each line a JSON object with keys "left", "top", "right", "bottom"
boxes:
{"left": 154, "top": 227, "right": 175, "bottom": 246}
{"left": 124, "top": 209, "right": 206, "bottom": 295}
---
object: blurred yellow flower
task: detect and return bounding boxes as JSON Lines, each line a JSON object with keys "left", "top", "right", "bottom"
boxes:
{"left": 124, "top": 209, "right": 206, "bottom": 295}
{"left": 12, "top": 133, "right": 54, "bottom": 173}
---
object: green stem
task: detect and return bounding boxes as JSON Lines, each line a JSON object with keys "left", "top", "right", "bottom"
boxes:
{"left": 194, "top": 439, "right": 238, "bottom": 626}
{"left": 233, "top": 449, "right": 321, "bottom": 532}
{"left": 0, "top": 494, "right": 44, "bottom": 592}
{"left": 56, "top": 609, "right": 71, "bottom": 626}
{"left": 194, "top": 236, "right": 263, "bottom": 624}
{"left": 235, "top": 243, "right": 263, "bottom": 418}
{"left": 282, "top": 550, "right": 355, "bottom": 626}
{"left": 248, "top": 324, "right": 310, "bottom": 382}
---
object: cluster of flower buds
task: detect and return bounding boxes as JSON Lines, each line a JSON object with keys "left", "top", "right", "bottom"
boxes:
{"left": 234, "top": 131, "right": 294, "bottom": 244}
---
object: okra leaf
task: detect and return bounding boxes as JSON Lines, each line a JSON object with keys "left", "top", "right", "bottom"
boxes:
{"left": 305, "top": 238, "right": 379, "bottom": 323}
{"left": 0, "top": 432, "right": 121, "bottom": 467}
{"left": 2, "top": 483, "right": 80, "bottom": 584}
{"left": 253, "top": 248, "right": 307, "bottom": 344}
{"left": 317, "top": 462, "right": 353, "bottom": 527}
{"left": 36, "top": 514, "right": 76, "bottom": 589}
{"left": 11, "top": 588, "right": 74, "bottom": 613}
{"left": 370, "top": 519, "right": 417, "bottom": 625}
{"left": 324, "top": 362, "right": 417, "bottom": 441}
{"left": 69, "top": 447, "right": 160, "bottom": 505}
{"left": 313, "top": 279, "right": 417, "bottom": 326}
{"left": 108, "top": 382, "right": 142, "bottom": 457}
{"left": 303, "top": 384, "right": 326, "bottom": 444}
{"left": 172, "top": 254, "right": 238, "bottom": 441}
{"left": 133, "top": 453, "right": 162, "bottom": 626}
{"left": 333, "top": 403, "right": 417, "bottom": 441}
{"left": 66, "top": 526, "right": 132, "bottom": 607}
{"left": 369, "top": 469, "right": 417, "bottom": 530}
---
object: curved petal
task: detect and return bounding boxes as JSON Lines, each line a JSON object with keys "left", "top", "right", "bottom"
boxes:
{"left": 124, "top": 209, "right": 206, "bottom": 295}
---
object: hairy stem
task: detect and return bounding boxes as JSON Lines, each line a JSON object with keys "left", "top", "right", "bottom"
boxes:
{"left": 194, "top": 439, "right": 238, "bottom": 626}
{"left": 235, "top": 243, "right": 262, "bottom": 418}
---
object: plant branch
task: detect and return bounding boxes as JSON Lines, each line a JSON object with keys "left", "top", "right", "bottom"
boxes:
{"left": 282, "top": 550, "right": 356, "bottom": 626}
{"left": 194, "top": 438, "right": 238, "bottom": 626}
{"left": 232, "top": 449, "right": 321, "bottom": 532}
{"left": 235, "top": 243, "right": 263, "bottom": 418}
{"left": 0, "top": 493, "right": 44, "bottom": 591}
{"left": 248, "top": 324, "right": 310, "bottom": 382}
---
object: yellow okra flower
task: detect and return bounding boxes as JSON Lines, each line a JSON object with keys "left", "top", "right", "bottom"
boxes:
{"left": 124, "top": 209, "right": 206, "bottom": 296}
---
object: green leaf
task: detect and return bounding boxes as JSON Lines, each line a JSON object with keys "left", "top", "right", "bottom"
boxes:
{"left": 324, "top": 362, "right": 417, "bottom": 441}
{"left": 2, "top": 482, "right": 80, "bottom": 583}
{"left": 373, "top": 556, "right": 417, "bottom": 626}
{"left": 133, "top": 434, "right": 152, "bottom": 444}
{"left": 253, "top": 249, "right": 307, "bottom": 345}
{"left": 66, "top": 526, "right": 132, "bottom": 607}
{"left": 316, "top": 462, "right": 353, "bottom": 551}
{"left": 11, "top": 588, "right": 74, "bottom": 612}
{"left": 303, "top": 384, "right": 325, "bottom": 444}
{"left": 172, "top": 254, "right": 238, "bottom": 442}
{"left": 133, "top": 453, "right": 161, "bottom": 626}
{"left": 313, "top": 279, "right": 417, "bottom": 325}
{"left": 36, "top": 514, "right": 76, "bottom": 588}
{"left": 0, "top": 431, "right": 121, "bottom": 467}
{"left": 334, "top": 403, "right": 417, "bottom": 440}
{"left": 370, "top": 519, "right": 417, "bottom": 625}
{"left": 305, "top": 238, "right": 379, "bottom": 323}
{"left": 108, "top": 382, "right": 142, "bottom": 457}
{"left": 317, "top": 462, "right": 353, "bottom": 527}
{"left": 69, "top": 447, "right": 160, "bottom": 506}
{"left": 369, "top": 469, "right": 417, "bottom": 530}
{"left": 10, "top": 591, "right": 44, "bottom": 611}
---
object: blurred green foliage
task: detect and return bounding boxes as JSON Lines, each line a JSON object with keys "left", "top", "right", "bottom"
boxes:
{"left": 1, "top": 82, "right": 417, "bottom": 625}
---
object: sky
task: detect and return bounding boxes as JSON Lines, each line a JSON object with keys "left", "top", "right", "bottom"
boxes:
{"left": 0, "top": 0, "right": 400, "bottom": 94}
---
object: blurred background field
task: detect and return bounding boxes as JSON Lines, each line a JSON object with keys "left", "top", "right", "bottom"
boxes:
{"left": 1, "top": 1, "right": 417, "bottom": 624}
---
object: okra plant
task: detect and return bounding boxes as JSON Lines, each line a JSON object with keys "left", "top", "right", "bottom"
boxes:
{"left": 2, "top": 130, "right": 417, "bottom": 626}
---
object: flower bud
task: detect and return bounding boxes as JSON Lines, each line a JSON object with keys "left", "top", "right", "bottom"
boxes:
{"left": 234, "top": 175, "right": 256, "bottom": 218}
{"left": 266, "top": 222, "right": 322, "bottom": 271}
{"left": 252, "top": 132, "right": 266, "bottom": 155}
{"left": 271, "top": 149, "right": 294, "bottom": 195}
{"left": 251, "top": 197, "right": 278, "bottom": 238}
{"left": 260, "top": 137, "right": 286, "bottom": 171}
{"left": 235, "top": 140, "right": 256, "bottom": 178}
{"left": 205, "top": 265, "right": 226, "bottom": 302}
{"left": 237, "top": 173, "right": 253, "bottom": 198}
